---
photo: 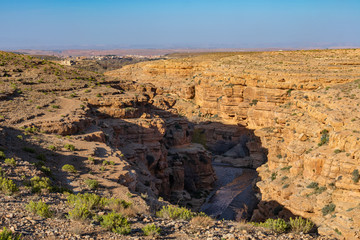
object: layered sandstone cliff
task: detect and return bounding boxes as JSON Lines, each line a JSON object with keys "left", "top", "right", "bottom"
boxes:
{"left": 106, "top": 49, "right": 360, "bottom": 239}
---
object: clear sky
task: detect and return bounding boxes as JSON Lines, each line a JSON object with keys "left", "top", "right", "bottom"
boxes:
{"left": 1, "top": 0, "right": 360, "bottom": 50}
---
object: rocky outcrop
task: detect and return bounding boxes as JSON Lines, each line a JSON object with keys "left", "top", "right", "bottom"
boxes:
{"left": 106, "top": 49, "right": 360, "bottom": 239}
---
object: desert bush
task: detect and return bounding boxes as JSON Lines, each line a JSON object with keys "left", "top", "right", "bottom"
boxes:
{"left": 352, "top": 169, "right": 360, "bottom": 183}
{"left": 26, "top": 200, "right": 52, "bottom": 218}
{"left": 189, "top": 215, "right": 214, "bottom": 228}
{"left": 25, "top": 176, "right": 52, "bottom": 193}
{"left": 99, "top": 211, "right": 131, "bottom": 235}
{"left": 40, "top": 166, "right": 51, "bottom": 176}
{"left": 0, "top": 177, "right": 18, "bottom": 195}
{"left": 253, "top": 218, "right": 289, "bottom": 233}
{"left": 0, "top": 151, "right": 5, "bottom": 159}
{"left": 64, "top": 144, "right": 75, "bottom": 151}
{"left": 84, "top": 179, "right": 99, "bottom": 190}
{"left": 36, "top": 154, "right": 46, "bottom": 162}
{"left": 289, "top": 217, "right": 314, "bottom": 233}
{"left": 142, "top": 224, "right": 160, "bottom": 236}
{"left": 67, "top": 193, "right": 107, "bottom": 210}
{"left": 47, "top": 145, "right": 56, "bottom": 151}
{"left": 22, "top": 147, "right": 35, "bottom": 153}
{"left": 156, "top": 205, "right": 196, "bottom": 220}
{"left": 24, "top": 126, "right": 38, "bottom": 134}
{"left": 318, "top": 129, "right": 329, "bottom": 146}
{"left": 4, "top": 158, "right": 16, "bottom": 167}
{"left": 106, "top": 198, "right": 136, "bottom": 217}
{"left": 0, "top": 227, "right": 22, "bottom": 240}
{"left": 68, "top": 203, "right": 91, "bottom": 221}
{"left": 322, "top": 203, "right": 336, "bottom": 216}
{"left": 307, "top": 182, "right": 319, "bottom": 189}
{"left": 62, "top": 164, "right": 77, "bottom": 173}
{"left": 271, "top": 172, "right": 277, "bottom": 181}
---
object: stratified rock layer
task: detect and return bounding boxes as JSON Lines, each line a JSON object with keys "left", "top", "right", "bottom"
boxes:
{"left": 106, "top": 49, "right": 360, "bottom": 239}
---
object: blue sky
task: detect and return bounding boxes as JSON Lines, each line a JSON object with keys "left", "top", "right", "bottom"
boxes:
{"left": 1, "top": 0, "right": 360, "bottom": 49}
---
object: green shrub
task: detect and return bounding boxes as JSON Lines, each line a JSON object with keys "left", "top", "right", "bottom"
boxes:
{"left": 68, "top": 203, "right": 91, "bottom": 221}
{"left": 142, "top": 224, "right": 160, "bottom": 236}
{"left": 40, "top": 166, "right": 51, "bottom": 176}
{"left": 47, "top": 145, "right": 56, "bottom": 151}
{"left": 271, "top": 172, "right": 277, "bottom": 181}
{"left": 352, "top": 169, "right": 360, "bottom": 183}
{"left": 26, "top": 200, "right": 52, "bottom": 218}
{"left": 289, "top": 217, "right": 314, "bottom": 233}
{"left": 100, "top": 212, "right": 131, "bottom": 235}
{"left": 0, "top": 177, "right": 18, "bottom": 195}
{"left": 249, "top": 99, "right": 258, "bottom": 106}
{"left": 334, "top": 228, "right": 342, "bottom": 235}
{"left": 67, "top": 193, "right": 107, "bottom": 210}
{"left": 22, "top": 147, "right": 35, "bottom": 153}
{"left": 36, "top": 154, "right": 46, "bottom": 162}
{"left": 62, "top": 164, "right": 77, "bottom": 173}
{"left": 88, "top": 157, "right": 95, "bottom": 164}
{"left": 0, "top": 151, "right": 6, "bottom": 159}
{"left": 25, "top": 176, "right": 52, "bottom": 193}
{"left": 64, "top": 144, "right": 75, "bottom": 151}
{"left": 280, "top": 166, "right": 292, "bottom": 171}
{"left": 24, "top": 126, "right": 38, "bottom": 134}
{"left": 334, "top": 149, "right": 341, "bottom": 154}
{"left": 107, "top": 198, "right": 132, "bottom": 210}
{"left": 307, "top": 182, "right": 319, "bottom": 189}
{"left": 84, "top": 179, "right": 99, "bottom": 190}
{"left": 322, "top": 203, "right": 336, "bottom": 216}
{"left": 253, "top": 218, "right": 289, "bottom": 233}
{"left": 0, "top": 227, "right": 22, "bottom": 240}
{"left": 4, "top": 158, "right": 16, "bottom": 167}
{"left": 318, "top": 129, "right": 329, "bottom": 146}
{"left": 156, "top": 205, "right": 196, "bottom": 220}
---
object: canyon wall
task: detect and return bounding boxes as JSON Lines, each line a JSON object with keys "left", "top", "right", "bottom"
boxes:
{"left": 105, "top": 49, "right": 360, "bottom": 239}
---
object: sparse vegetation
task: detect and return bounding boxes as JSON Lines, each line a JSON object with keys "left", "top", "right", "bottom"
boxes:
{"left": 189, "top": 215, "right": 214, "bottom": 228}
{"left": 64, "top": 144, "right": 75, "bottom": 151}
{"left": 352, "top": 169, "right": 359, "bottom": 183}
{"left": 26, "top": 200, "right": 52, "bottom": 218}
{"left": 289, "top": 217, "right": 314, "bottom": 233}
{"left": 0, "top": 177, "right": 18, "bottom": 195}
{"left": 99, "top": 212, "right": 131, "bottom": 235}
{"left": 22, "top": 147, "right": 35, "bottom": 153}
{"left": 271, "top": 172, "right": 277, "bottom": 181}
{"left": 25, "top": 176, "right": 52, "bottom": 193}
{"left": 252, "top": 218, "right": 289, "bottom": 233}
{"left": 0, "top": 151, "right": 5, "bottom": 159}
{"left": 48, "top": 145, "right": 56, "bottom": 151}
{"left": 156, "top": 205, "right": 197, "bottom": 220}
{"left": 142, "top": 224, "right": 161, "bottom": 236}
{"left": 322, "top": 203, "right": 336, "bottom": 216}
{"left": 318, "top": 129, "right": 329, "bottom": 146}
{"left": 62, "top": 164, "right": 77, "bottom": 173}
{"left": 0, "top": 227, "right": 22, "bottom": 240}
{"left": 85, "top": 179, "right": 99, "bottom": 190}
{"left": 4, "top": 158, "right": 16, "bottom": 167}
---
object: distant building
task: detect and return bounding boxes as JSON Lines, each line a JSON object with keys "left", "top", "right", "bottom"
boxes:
{"left": 61, "top": 60, "right": 76, "bottom": 66}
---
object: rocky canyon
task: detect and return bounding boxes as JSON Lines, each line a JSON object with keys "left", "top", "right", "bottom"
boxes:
{"left": 0, "top": 49, "right": 359, "bottom": 239}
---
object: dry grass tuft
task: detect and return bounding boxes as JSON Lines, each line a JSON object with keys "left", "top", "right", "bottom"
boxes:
{"left": 189, "top": 215, "right": 214, "bottom": 231}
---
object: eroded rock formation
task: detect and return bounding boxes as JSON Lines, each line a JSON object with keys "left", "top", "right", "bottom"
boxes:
{"left": 106, "top": 49, "right": 360, "bottom": 239}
